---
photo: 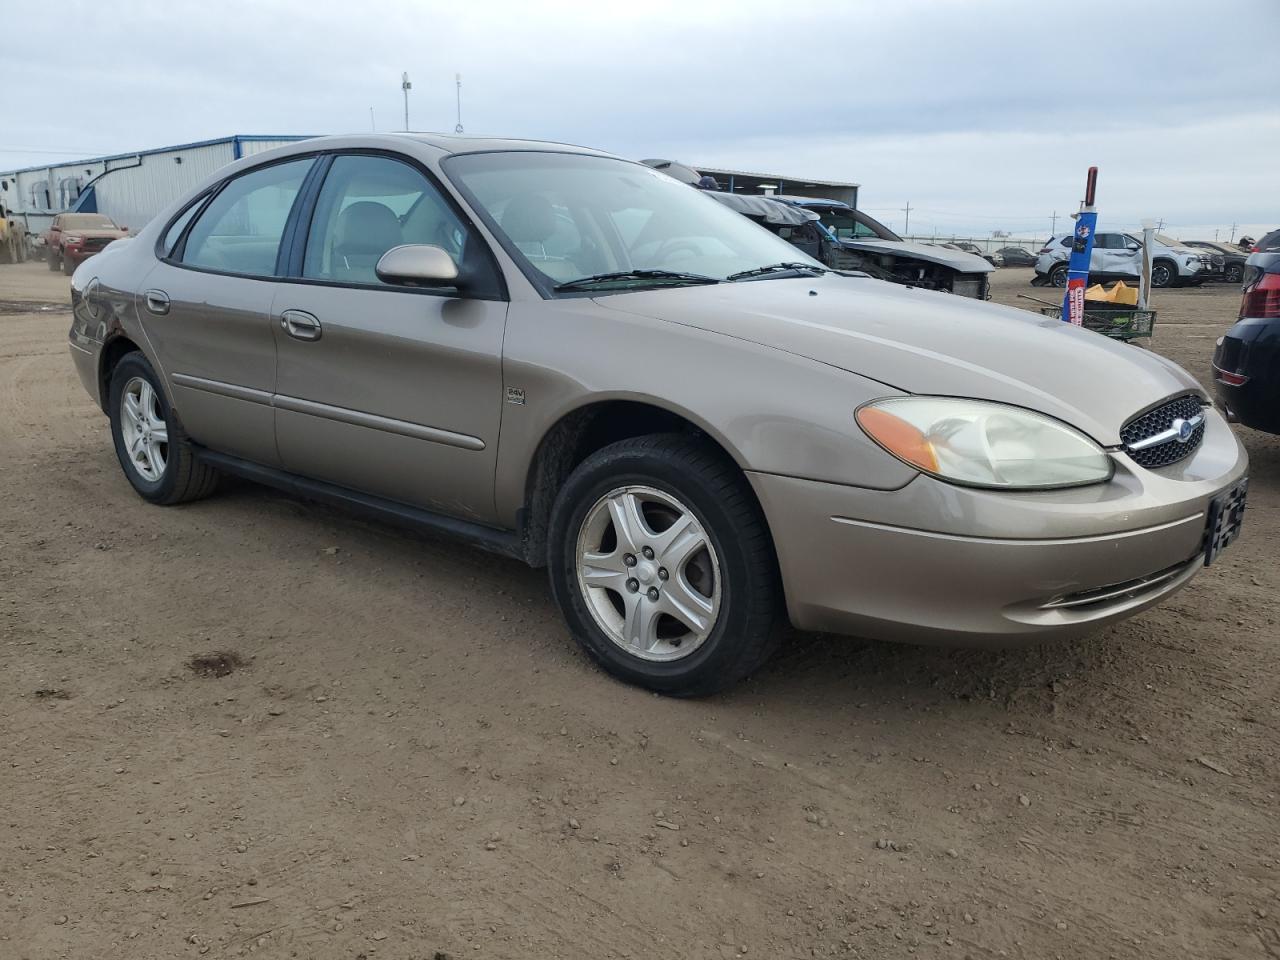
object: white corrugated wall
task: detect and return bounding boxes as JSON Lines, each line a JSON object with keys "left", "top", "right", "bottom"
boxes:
{"left": 92, "top": 143, "right": 237, "bottom": 232}
{"left": 238, "top": 138, "right": 313, "bottom": 158}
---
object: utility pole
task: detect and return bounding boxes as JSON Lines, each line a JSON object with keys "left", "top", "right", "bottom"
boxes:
{"left": 1156, "top": 218, "right": 1165, "bottom": 231}
{"left": 401, "top": 72, "right": 412, "bottom": 131}
{"left": 455, "top": 73, "right": 464, "bottom": 134}
{"left": 1050, "top": 210, "right": 1058, "bottom": 236}
{"left": 1229, "top": 222, "right": 1238, "bottom": 242}
{"left": 901, "top": 200, "right": 912, "bottom": 236}
{"left": 369, "top": 107, "right": 375, "bottom": 132}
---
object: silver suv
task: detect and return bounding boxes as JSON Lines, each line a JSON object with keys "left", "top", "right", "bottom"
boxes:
{"left": 1034, "top": 231, "right": 1213, "bottom": 288}
{"left": 67, "top": 135, "right": 1247, "bottom": 695}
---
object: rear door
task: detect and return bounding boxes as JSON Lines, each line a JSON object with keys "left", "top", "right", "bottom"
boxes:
{"left": 270, "top": 152, "right": 508, "bottom": 523}
{"left": 140, "top": 156, "right": 315, "bottom": 466}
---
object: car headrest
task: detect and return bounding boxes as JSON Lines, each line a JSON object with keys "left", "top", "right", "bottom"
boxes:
{"left": 335, "top": 201, "right": 402, "bottom": 254}
{"left": 501, "top": 194, "right": 556, "bottom": 244}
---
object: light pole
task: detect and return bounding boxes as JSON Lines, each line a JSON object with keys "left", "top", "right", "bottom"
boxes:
{"left": 455, "top": 73, "right": 464, "bottom": 134}
{"left": 401, "top": 72, "right": 412, "bottom": 131}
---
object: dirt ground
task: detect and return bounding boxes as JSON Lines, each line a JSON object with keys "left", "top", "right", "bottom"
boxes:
{"left": 2, "top": 260, "right": 1277, "bottom": 960}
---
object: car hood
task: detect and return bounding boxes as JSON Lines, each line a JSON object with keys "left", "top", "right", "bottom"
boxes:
{"left": 597, "top": 275, "right": 1202, "bottom": 445}
{"left": 839, "top": 238, "right": 995, "bottom": 274}
{"left": 68, "top": 228, "right": 128, "bottom": 239}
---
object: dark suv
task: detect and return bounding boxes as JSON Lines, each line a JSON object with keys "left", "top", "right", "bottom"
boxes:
{"left": 1212, "top": 246, "right": 1280, "bottom": 433}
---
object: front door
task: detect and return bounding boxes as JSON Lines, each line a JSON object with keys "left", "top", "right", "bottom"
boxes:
{"left": 271, "top": 153, "right": 508, "bottom": 523}
{"left": 139, "top": 157, "right": 315, "bottom": 466}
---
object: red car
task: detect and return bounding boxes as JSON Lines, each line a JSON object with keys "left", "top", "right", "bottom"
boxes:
{"left": 44, "top": 213, "right": 129, "bottom": 275}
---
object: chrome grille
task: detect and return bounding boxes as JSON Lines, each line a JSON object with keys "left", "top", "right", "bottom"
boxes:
{"left": 1121, "top": 394, "right": 1206, "bottom": 469}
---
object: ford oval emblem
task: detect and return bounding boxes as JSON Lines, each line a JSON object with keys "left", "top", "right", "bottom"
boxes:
{"left": 1173, "top": 418, "right": 1194, "bottom": 443}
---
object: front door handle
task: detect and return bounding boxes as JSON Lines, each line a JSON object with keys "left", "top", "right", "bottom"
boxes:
{"left": 143, "top": 289, "right": 170, "bottom": 315}
{"left": 280, "top": 310, "right": 322, "bottom": 342}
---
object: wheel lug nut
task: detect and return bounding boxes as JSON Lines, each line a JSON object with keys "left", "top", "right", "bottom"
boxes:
{"left": 623, "top": 554, "right": 637, "bottom": 567}
{"left": 658, "top": 568, "right": 668, "bottom": 581}
{"left": 626, "top": 578, "right": 639, "bottom": 593}
{"left": 647, "top": 587, "right": 659, "bottom": 601}
{"left": 642, "top": 546, "right": 654, "bottom": 560}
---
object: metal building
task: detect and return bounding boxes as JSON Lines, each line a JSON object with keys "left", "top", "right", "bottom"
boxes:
{"left": 0, "top": 135, "right": 311, "bottom": 241}
{"left": 695, "top": 165, "right": 859, "bottom": 208}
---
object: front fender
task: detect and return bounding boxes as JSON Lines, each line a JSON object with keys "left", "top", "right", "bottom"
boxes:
{"left": 493, "top": 299, "right": 918, "bottom": 526}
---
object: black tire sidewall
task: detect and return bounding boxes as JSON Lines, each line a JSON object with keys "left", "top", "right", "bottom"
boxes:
{"left": 1050, "top": 264, "right": 1068, "bottom": 287}
{"left": 549, "top": 445, "right": 769, "bottom": 694}
{"left": 108, "top": 353, "right": 182, "bottom": 503}
{"left": 1152, "top": 260, "right": 1175, "bottom": 287}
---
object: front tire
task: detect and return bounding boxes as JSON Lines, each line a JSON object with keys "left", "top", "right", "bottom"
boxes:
{"left": 47, "top": 249, "right": 60, "bottom": 271}
{"left": 62, "top": 254, "right": 75, "bottom": 276}
{"left": 108, "top": 351, "right": 218, "bottom": 505}
{"left": 548, "top": 434, "right": 779, "bottom": 697}
{"left": 1151, "top": 259, "right": 1177, "bottom": 288}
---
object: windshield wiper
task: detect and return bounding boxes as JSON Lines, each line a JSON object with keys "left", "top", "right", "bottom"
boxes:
{"left": 726, "top": 262, "right": 828, "bottom": 282}
{"left": 554, "top": 270, "right": 720, "bottom": 291}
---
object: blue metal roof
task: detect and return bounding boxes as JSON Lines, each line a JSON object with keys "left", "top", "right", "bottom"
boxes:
{"left": 0, "top": 135, "right": 313, "bottom": 176}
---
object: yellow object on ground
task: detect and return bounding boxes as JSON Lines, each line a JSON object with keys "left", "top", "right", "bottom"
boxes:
{"left": 1084, "top": 281, "right": 1140, "bottom": 305}
{"left": 1106, "top": 281, "right": 1138, "bottom": 305}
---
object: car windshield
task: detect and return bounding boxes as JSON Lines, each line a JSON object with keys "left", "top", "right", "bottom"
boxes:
{"left": 61, "top": 214, "right": 117, "bottom": 229}
{"left": 814, "top": 207, "right": 899, "bottom": 241}
{"left": 444, "top": 151, "right": 823, "bottom": 292}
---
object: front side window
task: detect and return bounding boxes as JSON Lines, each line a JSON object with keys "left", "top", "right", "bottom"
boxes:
{"left": 303, "top": 154, "right": 468, "bottom": 286}
{"left": 180, "top": 158, "right": 312, "bottom": 277}
{"left": 445, "top": 151, "right": 824, "bottom": 293}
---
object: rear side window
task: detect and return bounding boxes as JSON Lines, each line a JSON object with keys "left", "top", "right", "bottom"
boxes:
{"left": 162, "top": 199, "right": 203, "bottom": 256}
{"left": 181, "top": 158, "right": 312, "bottom": 277}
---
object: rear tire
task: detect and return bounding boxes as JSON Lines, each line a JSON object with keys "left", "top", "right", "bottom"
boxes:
{"left": 548, "top": 434, "right": 780, "bottom": 697}
{"left": 1048, "top": 263, "right": 1068, "bottom": 287}
{"left": 108, "top": 351, "right": 218, "bottom": 505}
{"left": 1225, "top": 263, "right": 1243, "bottom": 284}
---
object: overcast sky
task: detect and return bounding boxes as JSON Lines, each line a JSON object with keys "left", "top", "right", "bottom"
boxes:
{"left": 4, "top": 0, "right": 1277, "bottom": 240}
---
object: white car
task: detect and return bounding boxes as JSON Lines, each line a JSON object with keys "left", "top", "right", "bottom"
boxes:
{"left": 1034, "top": 231, "right": 1215, "bottom": 288}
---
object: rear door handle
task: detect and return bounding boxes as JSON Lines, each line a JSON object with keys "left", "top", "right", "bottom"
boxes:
{"left": 280, "top": 310, "right": 322, "bottom": 342}
{"left": 143, "top": 289, "right": 170, "bottom": 315}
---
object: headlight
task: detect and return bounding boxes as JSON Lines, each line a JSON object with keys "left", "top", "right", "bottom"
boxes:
{"left": 856, "top": 397, "right": 1113, "bottom": 490}
{"left": 63, "top": 234, "right": 83, "bottom": 244}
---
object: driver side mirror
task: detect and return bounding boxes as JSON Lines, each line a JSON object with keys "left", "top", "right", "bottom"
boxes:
{"left": 375, "top": 244, "right": 459, "bottom": 288}
{"left": 1126, "top": 242, "right": 1141, "bottom": 251}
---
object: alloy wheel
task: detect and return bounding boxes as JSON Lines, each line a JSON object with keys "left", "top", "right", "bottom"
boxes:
{"left": 575, "top": 485, "right": 721, "bottom": 662}
{"left": 119, "top": 377, "right": 168, "bottom": 482}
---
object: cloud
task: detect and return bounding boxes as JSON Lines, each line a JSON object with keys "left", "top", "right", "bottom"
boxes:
{"left": 3, "top": 0, "right": 1276, "bottom": 236}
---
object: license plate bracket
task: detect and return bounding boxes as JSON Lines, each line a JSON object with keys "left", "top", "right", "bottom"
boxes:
{"left": 1203, "top": 478, "right": 1248, "bottom": 566}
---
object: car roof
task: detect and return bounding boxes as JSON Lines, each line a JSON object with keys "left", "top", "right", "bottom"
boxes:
{"left": 771, "top": 195, "right": 852, "bottom": 209}
{"left": 246, "top": 132, "right": 619, "bottom": 166}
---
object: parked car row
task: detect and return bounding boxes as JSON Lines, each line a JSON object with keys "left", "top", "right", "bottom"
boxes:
{"left": 1034, "top": 231, "right": 1219, "bottom": 288}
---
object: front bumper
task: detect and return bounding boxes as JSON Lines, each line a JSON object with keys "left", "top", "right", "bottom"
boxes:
{"left": 750, "top": 408, "right": 1248, "bottom": 646}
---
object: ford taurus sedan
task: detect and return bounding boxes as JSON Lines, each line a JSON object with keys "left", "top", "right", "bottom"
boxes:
{"left": 67, "top": 134, "right": 1249, "bottom": 696}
